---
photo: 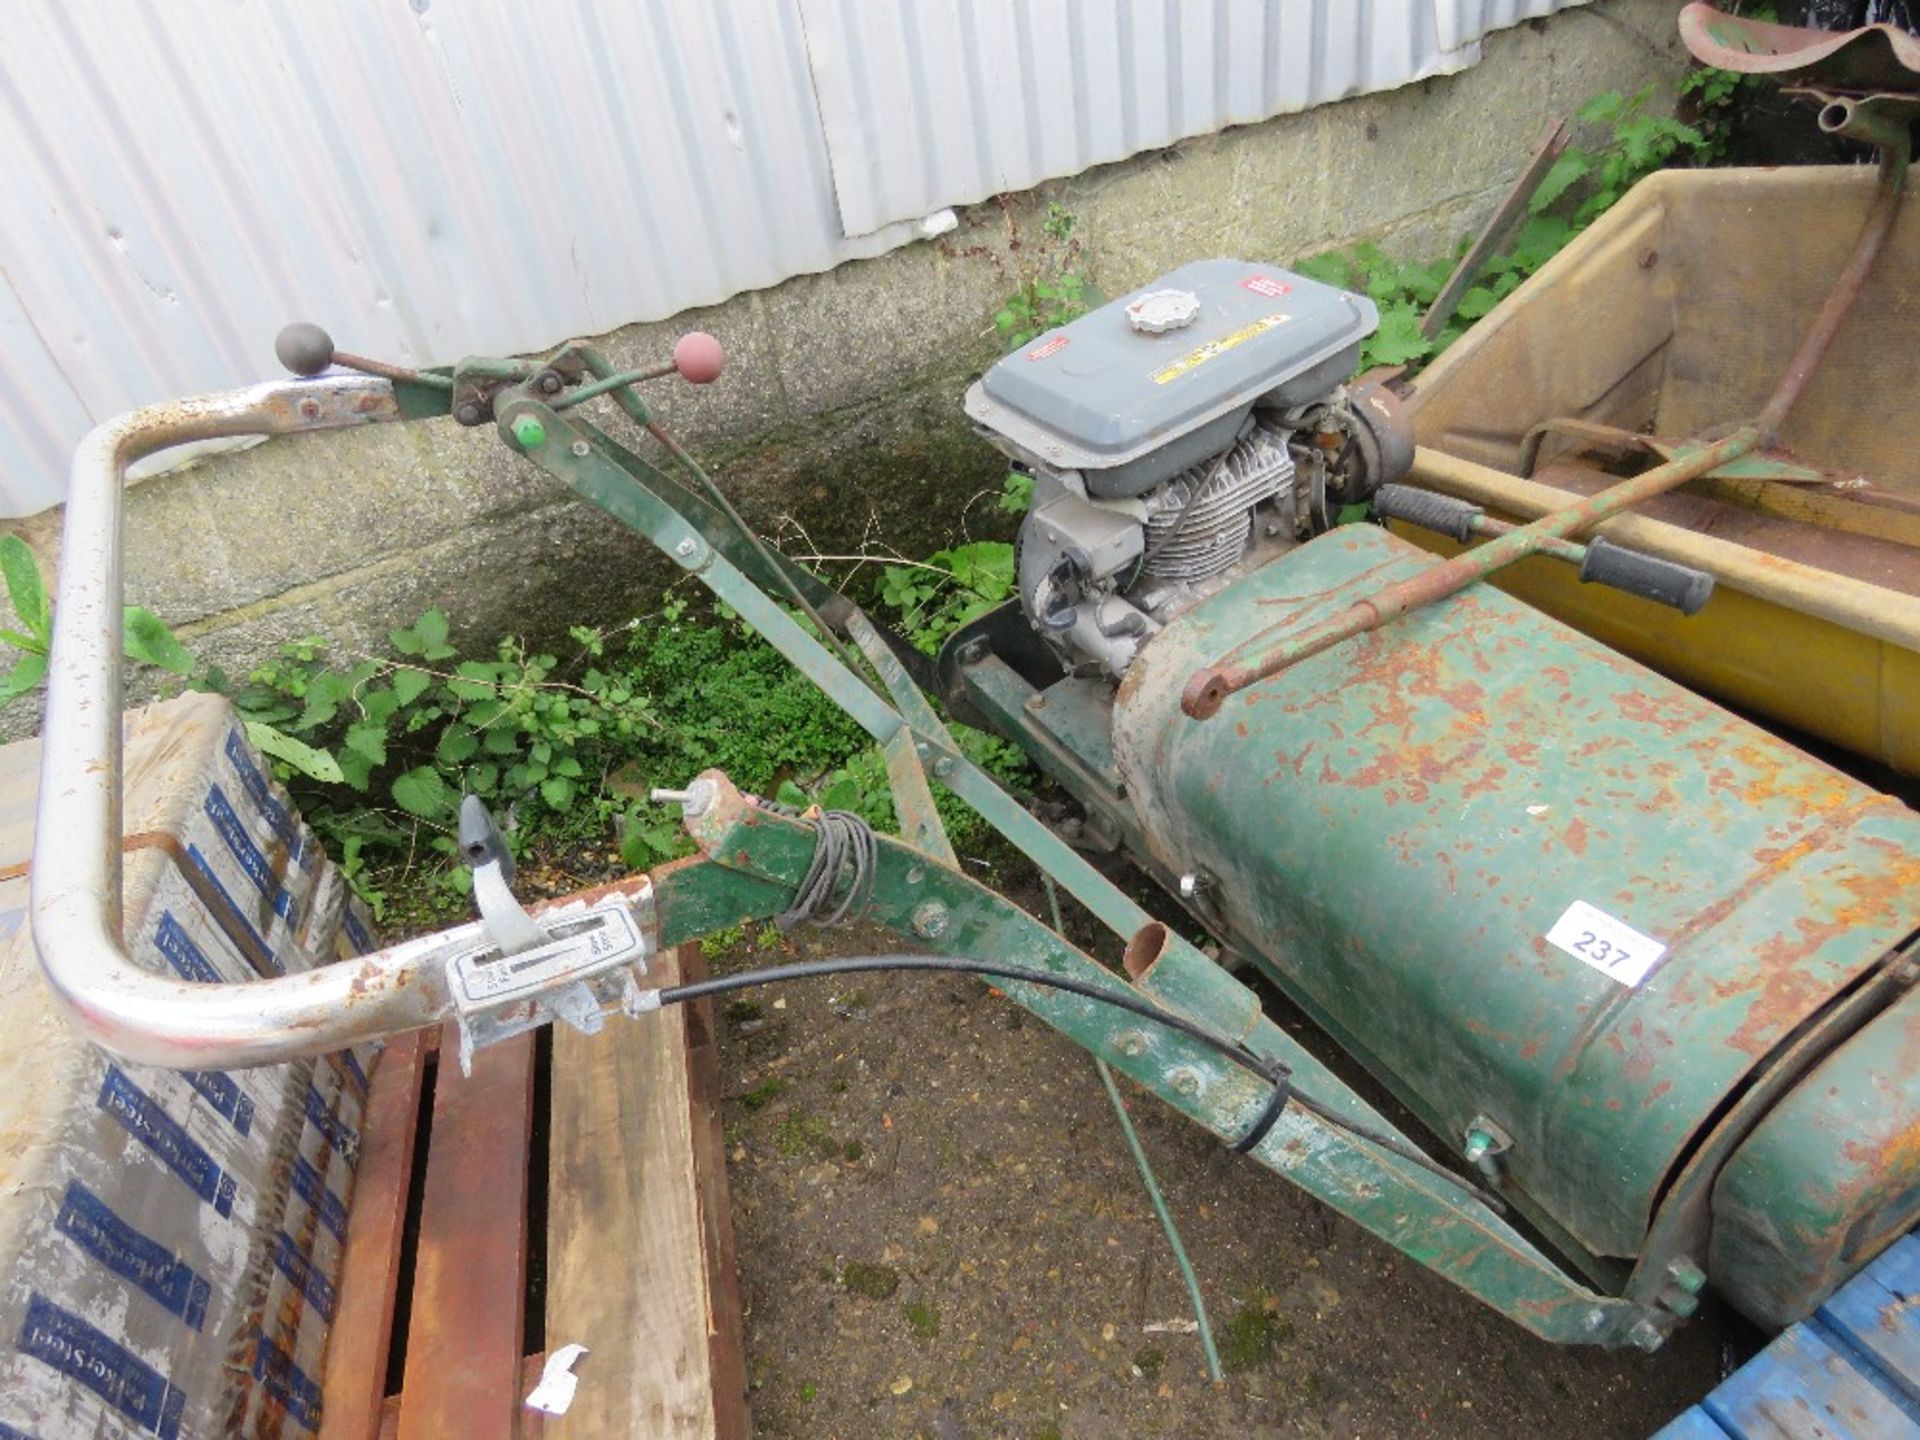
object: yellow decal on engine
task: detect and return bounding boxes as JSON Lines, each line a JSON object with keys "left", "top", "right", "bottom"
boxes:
{"left": 1151, "top": 311, "right": 1291, "bottom": 385}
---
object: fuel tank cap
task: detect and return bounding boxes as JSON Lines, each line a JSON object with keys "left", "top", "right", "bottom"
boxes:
{"left": 1125, "top": 289, "right": 1201, "bottom": 334}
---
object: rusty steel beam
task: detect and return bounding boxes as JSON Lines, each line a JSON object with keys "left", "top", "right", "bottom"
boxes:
{"left": 1755, "top": 135, "right": 1910, "bottom": 441}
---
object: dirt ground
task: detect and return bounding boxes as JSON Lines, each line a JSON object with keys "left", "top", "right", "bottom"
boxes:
{"left": 707, "top": 882, "right": 1742, "bottom": 1440}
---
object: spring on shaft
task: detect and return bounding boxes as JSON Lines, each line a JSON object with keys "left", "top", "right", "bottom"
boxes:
{"left": 775, "top": 810, "right": 879, "bottom": 931}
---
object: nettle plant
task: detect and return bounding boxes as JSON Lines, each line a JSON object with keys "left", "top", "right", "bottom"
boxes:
{"left": 224, "top": 611, "right": 676, "bottom": 903}
{"left": 1292, "top": 86, "right": 1707, "bottom": 374}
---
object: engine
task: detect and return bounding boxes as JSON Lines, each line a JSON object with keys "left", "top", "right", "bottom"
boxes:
{"left": 964, "top": 259, "right": 1414, "bottom": 676}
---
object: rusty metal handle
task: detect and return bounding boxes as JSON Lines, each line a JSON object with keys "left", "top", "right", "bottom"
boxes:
{"left": 28, "top": 377, "right": 482, "bottom": 1068}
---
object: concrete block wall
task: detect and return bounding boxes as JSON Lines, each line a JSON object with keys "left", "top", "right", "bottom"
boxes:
{"left": 1, "top": 0, "right": 1685, "bottom": 735}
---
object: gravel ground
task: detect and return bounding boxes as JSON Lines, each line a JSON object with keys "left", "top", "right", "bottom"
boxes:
{"left": 711, "top": 911, "right": 1741, "bottom": 1440}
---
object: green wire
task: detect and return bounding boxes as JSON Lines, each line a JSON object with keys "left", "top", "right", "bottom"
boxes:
{"left": 1041, "top": 875, "right": 1224, "bottom": 1383}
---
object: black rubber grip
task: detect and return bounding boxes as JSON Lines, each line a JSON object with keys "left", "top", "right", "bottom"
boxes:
{"left": 1579, "top": 537, "right": 1715, "bottom": 615}
{"left": 1372, "top": 483, "right": 1482, "bottom": 543}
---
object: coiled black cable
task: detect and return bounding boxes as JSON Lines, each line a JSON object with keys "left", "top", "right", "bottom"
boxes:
{"left": 773, "top": 809, "right": 878, "bottom": 931}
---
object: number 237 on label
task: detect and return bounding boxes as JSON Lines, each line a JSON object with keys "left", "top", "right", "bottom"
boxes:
{"left": 1545, "top": 900, "right": 1667, "bottom": 987}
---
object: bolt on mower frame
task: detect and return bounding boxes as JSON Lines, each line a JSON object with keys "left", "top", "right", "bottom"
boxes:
{"left": 30, "top": 349, "right": 1693, "bottom": 1349}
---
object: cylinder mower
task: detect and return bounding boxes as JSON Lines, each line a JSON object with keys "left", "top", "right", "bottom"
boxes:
{"left": 29, "top": 241, "right": 1920, "bottom": 1356}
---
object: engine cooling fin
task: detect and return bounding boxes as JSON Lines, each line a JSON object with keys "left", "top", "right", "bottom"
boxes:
{"left": 1139, "top": 424, "right": 1293, "bottom": 582}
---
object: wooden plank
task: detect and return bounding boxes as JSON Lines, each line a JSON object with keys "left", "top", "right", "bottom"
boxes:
{"left": 395, "top": 1025, "right": 537, "bottom": 1440}
{"left": 320, "top": 1031, "right": 429, "bottom": 1440}
{"left": 679, "top": 943, "right": 750, "bottom": 1437}
{"left": 545, "top": 943, "right": 747, "bottom": 1438}
{"left": 377, "top": 1354, "right": 547, "bottom": 1440}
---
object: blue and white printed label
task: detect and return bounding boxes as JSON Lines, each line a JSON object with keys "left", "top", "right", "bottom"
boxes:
{"left": 225, "top": 728, "right": 311, "bottom": 868}
{"left": 98, "top": 1068, "right": 237, "bottom": 1218}
{"left": 18, "top": 1294, "right": 186, "bottom": 1440}
{"left": 303, "top": 1085, "right": 359, "bottom": 1169}
{"left": 205, "top": 786, "right": 301, "bottom": 928}
{"left": 54, "top": 1183, "right": 212, "bottom": 1331}
{"left": 288, "top": 1154, "right": 349, "bottom": 1244}
{"left": 153, "top": 911, "right": 223, "bottom": 985}
{"left": 182, "top": 1069, "right": 255, "bottom": 1136}
{"left": 272, "top": 1233, "right": 335, "bottom": 1322}
{"left": 252, "top": 1334, "right": 322, "bottom": 1433}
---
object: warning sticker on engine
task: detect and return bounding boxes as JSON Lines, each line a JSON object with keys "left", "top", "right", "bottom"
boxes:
{"left": 1242, "top": 274, "right": 1292, "bottom": 298}
{"left": 1545, "top": 899, "right": 1667, "bottom": 987}
{"left": 1151, "top": 311, "right": 1290, "bottom": 385}
{"left": 1026, "top": 335, "right": 1070, "bottom": 362}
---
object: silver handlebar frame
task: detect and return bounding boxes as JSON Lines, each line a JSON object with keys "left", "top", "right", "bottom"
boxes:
{"left": 30, "top": 376, "right": 474, "bottom": 1069}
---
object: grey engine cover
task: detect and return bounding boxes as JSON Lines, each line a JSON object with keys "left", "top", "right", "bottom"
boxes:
{"left": 964, "top": 258, "right": 1377, "bottom": 497}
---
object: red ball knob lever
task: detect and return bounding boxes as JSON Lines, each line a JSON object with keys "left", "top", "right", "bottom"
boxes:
{"left": 672, "top": 331, "right": 726, "bottom": 385}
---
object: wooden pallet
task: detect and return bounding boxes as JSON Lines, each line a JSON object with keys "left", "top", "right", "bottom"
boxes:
{"left": 1657, "top": 1236, "right": 1920, "bottom": 1439}
{"left": 317, "top": 940, "right": 748, "bottom": 1440}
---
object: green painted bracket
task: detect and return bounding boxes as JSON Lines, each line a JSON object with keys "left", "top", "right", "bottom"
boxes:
{"left": 652, "top": 772, "right": 1656, "bottom": 1345}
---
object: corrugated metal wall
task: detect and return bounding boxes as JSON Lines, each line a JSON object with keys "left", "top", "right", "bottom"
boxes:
{"left": 799, "top": 0, "right": 1579, "bottom": 237}
{"left": 0, "top": 0, "right": 1584, "bottom": 518}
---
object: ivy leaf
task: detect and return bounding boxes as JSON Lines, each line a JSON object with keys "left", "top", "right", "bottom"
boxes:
{"left": 0, "top": 536, "right": 50, "bottom": 647}
{"left": 391, "top": 766, "right": 451, "bottom": 819}
{"left": 123, "top": 607, "right": 195, "bottom": 675}
{"left": 390, "top": 666, "right": 431, "bottom": 707}
{"left": 1364, "top": 306, "right": 1433, "bottom": 367}
{"left": 0, "top": 651, "right": 47, "bottom": 708}
{"left": 245, "top": 721, "right": 344, "bottom": 783}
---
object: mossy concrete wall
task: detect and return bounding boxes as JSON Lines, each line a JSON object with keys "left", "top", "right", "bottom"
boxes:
{"left": 4, "top": 0, "right": 1684, "bottom": 726}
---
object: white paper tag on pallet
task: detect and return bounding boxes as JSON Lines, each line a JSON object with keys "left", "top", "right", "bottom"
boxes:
{"left": 1545, "top": 900, "right": 1667, "bottom": 987}
{"left": 526, "top": 1343, "right": 590, "bottom": 1416}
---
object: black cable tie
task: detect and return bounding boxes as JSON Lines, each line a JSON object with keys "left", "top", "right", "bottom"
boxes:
{"left": 1231, "top": 1065, "right": 1293, "bottom": 1154}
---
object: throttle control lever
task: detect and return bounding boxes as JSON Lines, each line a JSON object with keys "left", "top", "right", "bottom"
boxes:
{"left": 459, "top": 794, "right": 544, "bottom": 956}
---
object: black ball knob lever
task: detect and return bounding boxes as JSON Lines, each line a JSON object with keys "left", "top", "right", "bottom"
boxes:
{"left": 274, "top": 322, "right": 336, "bottom": 378}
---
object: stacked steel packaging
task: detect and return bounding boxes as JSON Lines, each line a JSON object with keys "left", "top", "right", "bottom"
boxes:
{"left": 0, "top": 693, "right": 378, "bottom": 1437}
